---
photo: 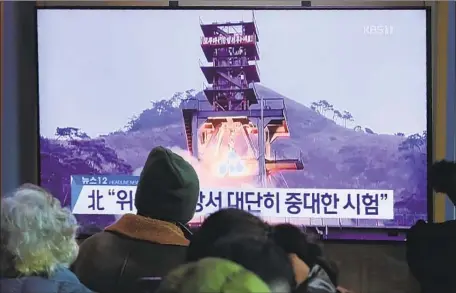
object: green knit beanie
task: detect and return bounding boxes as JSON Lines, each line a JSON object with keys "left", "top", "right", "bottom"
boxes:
{"left": 134, "top": 146, "right": 200, "bottom": 224}
{"left": 157, "top": 257, "right": 271, "bottom": 293}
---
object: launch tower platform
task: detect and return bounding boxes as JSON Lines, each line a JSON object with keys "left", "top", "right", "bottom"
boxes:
{"left": 182, "top": 15, "right": 303, "bottom": 186}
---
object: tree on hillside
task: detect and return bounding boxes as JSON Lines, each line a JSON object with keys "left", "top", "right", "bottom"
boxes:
{"left": 320, "top": 100, "right": 333, "bottom": 117}
{"left": 354, "top": 125, "right": 363, "bottom": 132}
{"left": 310, "top": 102, "right": 319, "bottom": 112}
{"left": 56, "top": 127, "right": 90, "bottom": 140}
{"left": 125, "top": 115, "right": 138, "bottom": 131}
{"left": 318, "top": 100, "right": 326, "bottom": 113}
{"left": 309, "top": 101, "right": 355, "bottom": 129}
{"left": 152, "top": 99, "right": 175, "bottom": 114}
{"left": 310, "top": 100, "right": 336, "bottom": 117}
{"left": 395, "top": 132, "right": 405, "bottom": 137}
{"left": 399, "top": 131, "right": 426, "bottom": 152}
{"left": 396, "top": 130, "right": 427, "bottom": 215}
{"left": 333, "top": 110, "right": 342, "bottom": 122}
{"left": 126, "top": 99, "right": 181, "bottom": 131}
{"left": 311, "top": 101, "right": 323, "bottom": 113}
{"left": 310, "top": 100, "right": 332, "bottom": 115}
{"left": 325, "top": 104, "right": 334, "bottom": 117}
{"left": 40, "top": 136, "right": 133, "bottom": 233}
{"left": 124, "top": 90, "right": 198, "bottom": 132}
{"left": 341, "top": 111, "right": 354, "bottom": 128}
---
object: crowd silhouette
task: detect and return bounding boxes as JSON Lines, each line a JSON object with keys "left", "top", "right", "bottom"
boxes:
{"left": 1, "top": 146, "right": 455, "bottom": 293}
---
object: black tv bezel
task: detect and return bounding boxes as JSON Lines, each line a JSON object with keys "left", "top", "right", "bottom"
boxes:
{"left": 34, "top": 5, "right": 433, "bottom": 242}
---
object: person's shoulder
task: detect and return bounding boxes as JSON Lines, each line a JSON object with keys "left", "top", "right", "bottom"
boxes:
{"left": 307, "top": 279, "right": 337, "bottom": 293}
{"left": 49, "top": 269, "right": 94, "bottom": 293}
{"left": 57, "top": 280, "right": 93, "bottom": 293}
{"left": 78, "top": 230, "right": 122, "bottom": 249}
{"left": 306, "top": 265, "right": 338, "bottom": 293}
{"left": 80, "top": 230, "right": 114, "bottom": 242}
{"left": 72, "top": 231, "right": 123, "bottom": 273}
{"left": 51, "top": 268, "right": 81, "bottom": 283}
{"left": 408, "top": 219, "right": 456, "bottom": 236}
{"left": 297, "top": 282, "right": 337, "bottom": 293}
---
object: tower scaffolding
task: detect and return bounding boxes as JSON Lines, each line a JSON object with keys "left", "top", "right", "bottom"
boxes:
{"left": 182, "top": 14, "right": 303, "bottom": 187}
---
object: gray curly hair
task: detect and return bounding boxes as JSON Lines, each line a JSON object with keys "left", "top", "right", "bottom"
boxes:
{"left": 0, "top": 184, "right": 79, "bottom": 276}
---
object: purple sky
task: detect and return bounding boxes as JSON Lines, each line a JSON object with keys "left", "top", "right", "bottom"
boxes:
{"left": 37, "top": 9, "right": 427, "bottom": 137}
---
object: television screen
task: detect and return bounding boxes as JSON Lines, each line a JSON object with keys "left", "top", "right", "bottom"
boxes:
{"left": 37, "top": 8, "right": 429, "bottom": 240}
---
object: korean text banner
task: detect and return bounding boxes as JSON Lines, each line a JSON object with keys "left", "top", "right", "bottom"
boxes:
{"left": 71, "top": 175, "right": 394, "bottom": 219}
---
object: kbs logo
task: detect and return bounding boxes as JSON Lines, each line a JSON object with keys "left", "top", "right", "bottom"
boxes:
{"left": 364, "top": 25, "right": 394, "bottom": 36}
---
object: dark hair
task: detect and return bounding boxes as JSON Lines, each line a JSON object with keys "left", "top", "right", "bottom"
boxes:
{"left": 269, "top": 224, "right": 322, "bottom": 267}
{"left": 206, "top": 235, "right": 296, "bottom": 289}
{"left": 269, "top": 224, "right": 338, "bottom": 285}
{"left": 430, "top": 160, "right": 456, "bottom": 193}
{"left": 187, "top": 208, "right": 269, "bottom": 262}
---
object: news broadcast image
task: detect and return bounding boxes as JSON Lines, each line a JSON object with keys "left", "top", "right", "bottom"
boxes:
{"left": 37, "top": 9, "right": 428, "bottom": 237}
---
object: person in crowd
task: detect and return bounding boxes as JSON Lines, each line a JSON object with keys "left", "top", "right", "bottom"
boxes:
{"left": 186, "top": 208, "right": 270, "bottom": 262}
{"left": 71, "top": 146, "right": 200, "bottom": 293}
{"left": 270, "top": 224, "right": 335, "bottom": 288}
{"left": 406, "top": 160, "right": 456, "bottom": 293}
{"left": 156, "top": 257, "right": 275, "bottom": 293}
{"left": 204, "top": 235, "right": 296, "bottom": 291}
{"left": 0, "top": 184, "right": 92, "bottom": 293}
{"left": 429, "top": 159, "right": 456, "bottom": 205}
{"left": 186, "top": 209, "right": 349, "bottom": 293}
{"left": 268, "top": 224, "right": 335, "bottom": 293}
{"left": 269, "top": 224, "right": 345, "bottom": 293}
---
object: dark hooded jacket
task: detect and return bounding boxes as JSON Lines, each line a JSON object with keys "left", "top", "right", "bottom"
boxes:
{"left": 406, "top": 219, "right": 456, "bottom": 293}
{"left": 406, "top": 160, "right": 456, "bottom": 293}
{"left": 71, "top": 147, "right": 200, "bottom": 293}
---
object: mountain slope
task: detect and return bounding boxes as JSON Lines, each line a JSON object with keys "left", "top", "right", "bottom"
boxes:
{"left": 40, "top": 137, "right": 133, "bottom": 233}
{"left": 41, "top": 85, "right": 426, "bottom": 230}
{"left": 102, "top": 85, "right": 426, "bottom": 227}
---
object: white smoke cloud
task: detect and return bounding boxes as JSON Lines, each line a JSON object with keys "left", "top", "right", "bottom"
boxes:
{"left": 132, "top": 146, "right": 262, "bottom": 188}
{"left": 132, "top": 167, "right": 143, "bottom": 176}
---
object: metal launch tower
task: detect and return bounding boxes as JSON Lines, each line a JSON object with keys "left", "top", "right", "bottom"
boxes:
{"left": 183, "top": 14, "right": 304, "bottom": 187}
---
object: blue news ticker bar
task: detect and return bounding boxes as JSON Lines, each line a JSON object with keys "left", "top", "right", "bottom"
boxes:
{"left": 71, "top": 175, "right": 139, "bottom": 186}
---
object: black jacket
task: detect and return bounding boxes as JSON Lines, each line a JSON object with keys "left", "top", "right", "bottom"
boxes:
{"left": 406, "top": 219, "right": 456, "bottom": 293}
{"left": 71, "top": 214, "right": 189, "bottom": 293}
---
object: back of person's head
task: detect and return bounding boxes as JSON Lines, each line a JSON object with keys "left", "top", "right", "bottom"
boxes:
{"left": 206, "top": 235, "right": 295, "bottom": 290}
{"left": 157, "top": 257, "right": 275, "bottom": 293}
{"left": 269, "top": 224, "right": 338, "bottom": 286}
{"left": 269, "top": 224, "right": 322, "bottom": 268}
{"left": 135, "top": 146, "right": 200, "bottom": 224}
{"left": 187, "top": 208, "right": 269, "bottom": 261}
{"left": 430, "top": 160, "right": 456, "bottom": 204}
{"left": 430, "top": 160, "right": 456, "bottom": 192}
{"left": 0, "top": 184, "right": 79, "bottom": 277}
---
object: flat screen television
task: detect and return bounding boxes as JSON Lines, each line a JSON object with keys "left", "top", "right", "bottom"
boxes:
{"left": 37, "top": 7, "right": 431, "bottom": 240}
